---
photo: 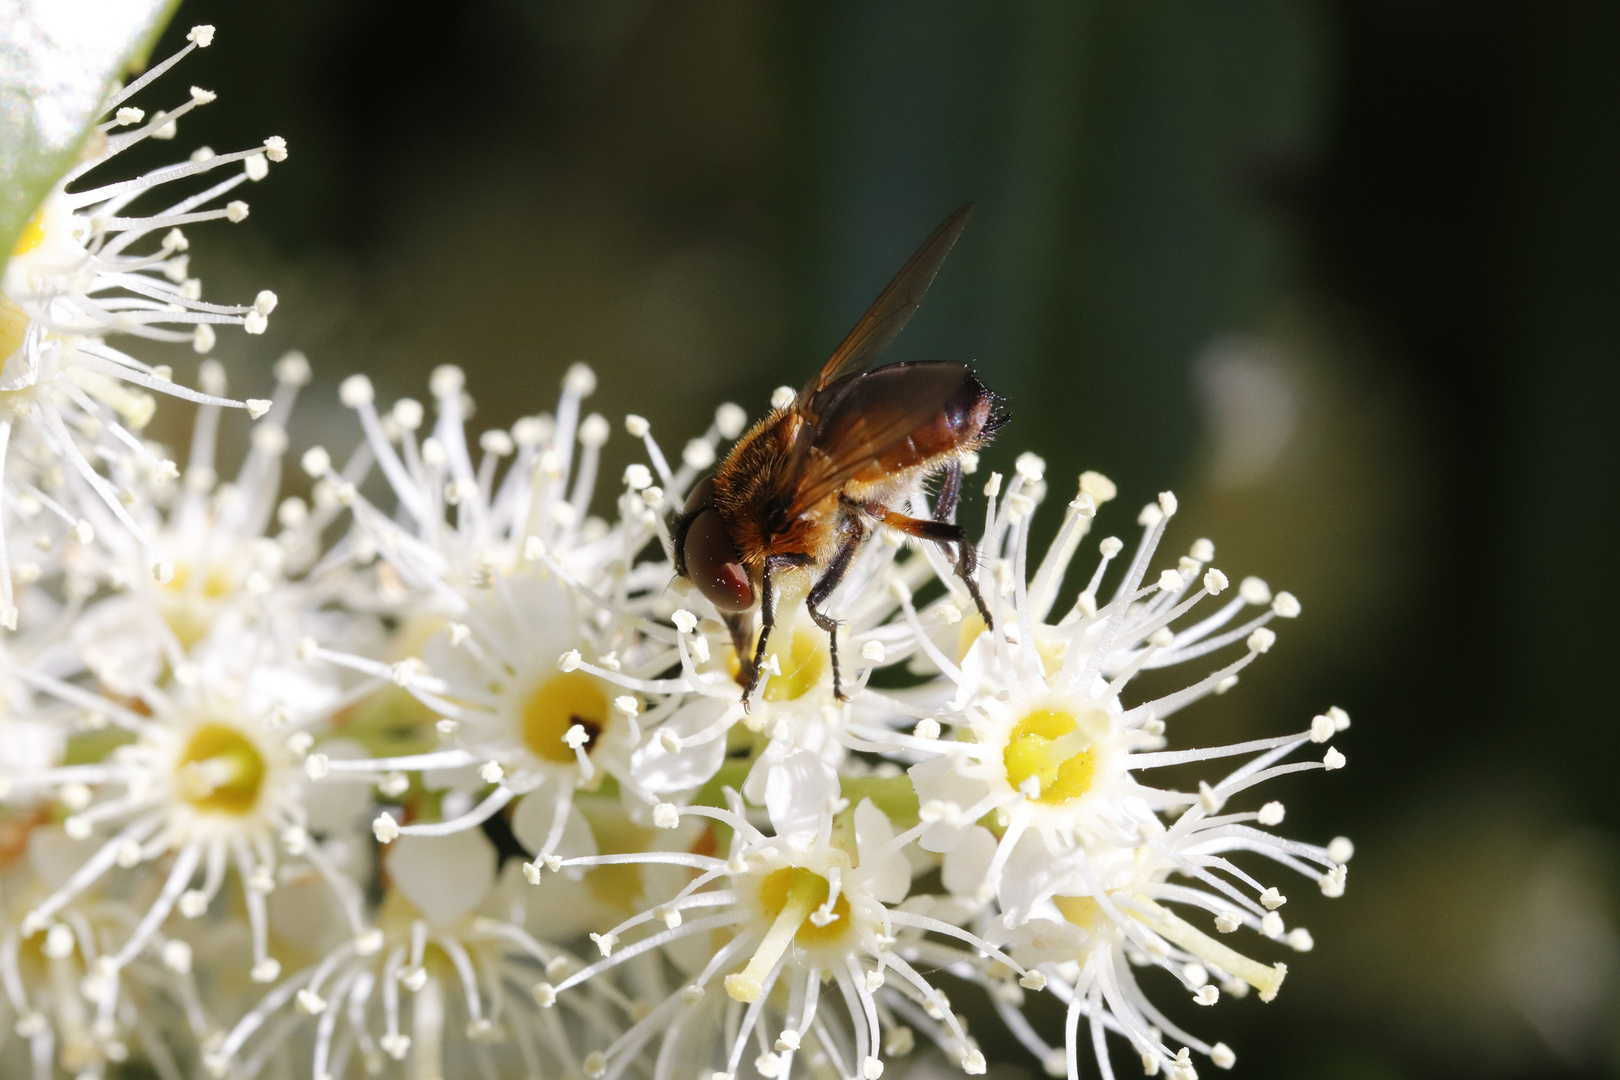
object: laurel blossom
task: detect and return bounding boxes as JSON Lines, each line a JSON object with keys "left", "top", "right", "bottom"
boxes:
{"left": 0, "top": 23, "right": 1352, "bottom": 1079}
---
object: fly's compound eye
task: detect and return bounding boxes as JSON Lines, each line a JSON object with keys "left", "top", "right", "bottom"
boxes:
{"left": 683, "top": 476, "right": 717, "bottom": 515}
{"left": 682, "top": 508, "right": 754, "bottom": 613}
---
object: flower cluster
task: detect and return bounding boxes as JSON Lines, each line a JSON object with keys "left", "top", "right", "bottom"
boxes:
{"left": 0, "top": 27, "right": 1352, "bottom": 1080}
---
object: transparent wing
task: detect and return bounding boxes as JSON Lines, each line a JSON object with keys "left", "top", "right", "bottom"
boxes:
{"left": 796, "top": 203, "right": 974, "bottom": 404}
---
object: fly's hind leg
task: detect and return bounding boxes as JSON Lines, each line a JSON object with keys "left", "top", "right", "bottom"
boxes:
{"left": 869, "top": 500, "right": 994, "bottom": 630}
{"left": 806, "top": 518, "right": 865, "bottom": 701}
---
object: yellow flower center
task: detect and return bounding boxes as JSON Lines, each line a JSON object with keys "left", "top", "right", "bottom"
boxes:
{"left": 159, "top": 563, "right": 237, "bottom": 648}
{"left": 0, "top": 297, "right": 29, "bottom": 361}
{"left": 763, "top": 628, "right": 826, "bottom": 702}
{"left": 521, "top": 671, "right": 609, "bottom": 764}
{"left": 958, "top": 615, "right": 1064, "bottom": 675}
{"left": 1002, "top": 708, "right": 1106, "bottom": 805}
{"left": 166, "top": 562, "right": 235, "bottom": 599}
{"left": 725, "top": 867, "right": 851, "bottom": 1002}
{"left": 12, "top": 206, "right": 46, "bottom": 256}
{"left": 1053, "top": 894, "right": 1103, "bottom": 930}
{"left": 759, "top": 866, "right": 850, "bottom": 947}
{"left": 175, "top": 723, "right": 266, "bottom": 815}
{"left": 957, "top": 612, "right": 987, "bottom": 661}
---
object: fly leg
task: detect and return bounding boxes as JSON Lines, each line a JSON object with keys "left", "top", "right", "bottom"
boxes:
{"left": 805, "top": 517, "right": 866, "bottom": 701}
{"left": 867, "top": 502, "right": 994, "bottom": 630}
{"left": 723, "top": 612, "right": 753, "bottom": 680}
{"left": 934, "top": 457, "right": 964, "bottom": 523}
{"left": 742, "top": 552, "right": 813, "bottom": 709}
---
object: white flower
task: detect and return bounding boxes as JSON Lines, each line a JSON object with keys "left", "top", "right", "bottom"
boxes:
{"left": 0, "top": 28, "right": 284, "bottom": 608}
{"left": 299, "top": 370, "right": 822, "bottom": 862}
{"left": 210, "top": 829, "right": 615, "bottom": 1080}
{"left": 0, "top": 836, "right": 219, "bottom": 1076}
{"left": 541, "top": 752, "right": 1016, "bottom": 1079}
{"left": 0, "top": 622, "right": 373, "bottom": 990}
{"left": 297, "top": 365, "right": 705, "bottom": 848}
{"left": 63, "top": 351, "right": 325, "bottom": 665}
{"left": 885, "top": 473, "right": 1346, "bottom": 1077}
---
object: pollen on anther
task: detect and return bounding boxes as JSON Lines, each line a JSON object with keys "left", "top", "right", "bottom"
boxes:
{"left": 1239, "top": 576, "right": 1272, "bottom": 605}
{"left": 580, "top": 414, "right": 610, "bottom": 447}
{"left": 373, "top": 812, "right": 401, "bottom": 844}
{"left": 624, "top": 463, "right": 653, "bottom": 490}
{"left": 716, "top": 402, "right": 747, "bottom": 438}
{"left": 682, "top": 439, "right": 715, "bottom": 470}
{"left": 339, "top": 375, "right": 374, "bottom": 407}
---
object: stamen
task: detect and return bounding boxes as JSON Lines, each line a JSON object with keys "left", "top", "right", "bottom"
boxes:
{"left": 1127, "top": 898, "right": 1286, "bottom": 1001}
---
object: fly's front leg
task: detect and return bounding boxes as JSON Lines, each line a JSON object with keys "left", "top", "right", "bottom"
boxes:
{"left": 742, "top": 566, "right": 776, "bottom": 710}
{"left": 806, "top": 518, "right": 865, "bottom": 701}
{"left": 868, "top": 503, "right": 994, "bottom": 630}
{"left": 742, "top": 552, "right": 813, "bottom": 709}
{"left": 723, "top": 612, "right": 753, "bottom": 683}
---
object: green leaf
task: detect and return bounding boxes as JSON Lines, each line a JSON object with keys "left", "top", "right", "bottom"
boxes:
{"left": 0, "top": 0, "right": 181, "bottom": 275}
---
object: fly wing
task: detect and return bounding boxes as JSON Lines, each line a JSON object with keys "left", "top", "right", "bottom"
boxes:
{"left": 796, "top": 203, "right": 974, "bottom": 406}
{"left": 780, "top": 204, "right": 975, "bottom": 496}
{"left": 785, "top": 362, "right": 985, "bottom": 520}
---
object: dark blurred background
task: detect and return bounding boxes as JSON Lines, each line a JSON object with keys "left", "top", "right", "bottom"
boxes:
{"left": 130, "top": 2, "right": 1620, "bottom": 1077}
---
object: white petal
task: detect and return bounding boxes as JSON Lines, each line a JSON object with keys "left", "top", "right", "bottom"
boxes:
{"left": 855, "top": 799, "right": 908, "bottom": 904}
{"left": 942, "top": 826, "right": 998, "bottom": 898}
{"left": 387, "top": 830, "right": 496, "bottom": 927}
{"left": 72, "top": 597, "right": 163, "bottom": 696}
{"left": 765, "top": 751, "right": 838, "bottom": 848}
{"left": 909, "top": 756, "right": 989, "bottom": 853}
{"left": 629, "top": 698, "right": 729, "bottom": 793}
{"left": 510, "top": 783, "right": 596, "bottom": 861}
{"left": 300, "top": 738, "right": 373, "bottom": 831}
